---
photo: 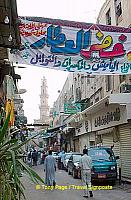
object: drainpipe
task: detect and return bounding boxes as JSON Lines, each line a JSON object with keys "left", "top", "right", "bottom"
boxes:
{"left": 119, "top": 168, "right": 121, "bottom": 185}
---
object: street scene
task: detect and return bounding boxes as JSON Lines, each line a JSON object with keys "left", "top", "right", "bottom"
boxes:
{"left": 22, "top": 165, "right": 131, "bottom": 200}
{"left": 0, "top": 0, "right": 131, "bottom": 200}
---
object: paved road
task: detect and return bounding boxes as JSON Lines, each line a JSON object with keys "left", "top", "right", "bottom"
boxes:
{"left": 21, "top": 165, "right": 131, "bottom": 200}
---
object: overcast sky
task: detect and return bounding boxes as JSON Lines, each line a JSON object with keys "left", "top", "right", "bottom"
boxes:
{"left": 16, "top": 0, "right": 105, "bottom": 123}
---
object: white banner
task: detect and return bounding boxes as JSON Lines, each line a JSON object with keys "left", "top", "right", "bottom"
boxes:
{"left": 13, "top": 17, "right": 131, "bottom": 74}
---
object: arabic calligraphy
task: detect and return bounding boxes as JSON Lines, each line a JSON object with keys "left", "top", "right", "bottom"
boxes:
{"left": 30, "top": 37, "right": 46, "bottom": 49}
{"left": 94, "top": 108, "right": 120, "bottom": 127}
{"left": 20, "top": 22, "right": 47, "bottom": 37}
{"left": 121, "top": 63, "right": 131, "bottom": 73}
{"left": 46, "top": 25, "right": 90, "bottom": 54}
{"left": 61, "top": 57, "right": 119, "bottom": 72}
{"left": 20, "top": 22, "right": 47, "bottom": 30}
{"left": 16, "top": 18, "right": 131, "bottom": 74}
{"left": 20, "top": 30, "right": 46, "bottom": 37}
{"left": 22, "top": 42, "right": 31, "bottom": 59}
{"left": 30, "top": 25, "right": 90, "bottom": 54}
{"left": 80, "top": 34, "right": 126, "bottom": 60}
{"left": 127, "top": 51, "right": 131, "bottom": 62}
{"left": 30, "top": 53, "right": 61, "bottom": 67}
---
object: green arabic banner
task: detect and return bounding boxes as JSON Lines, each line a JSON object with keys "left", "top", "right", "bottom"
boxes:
{"left": 64, "top": 103, "right": 81, "bottom": 114}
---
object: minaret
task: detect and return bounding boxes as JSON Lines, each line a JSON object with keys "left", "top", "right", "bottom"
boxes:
{"left": 34, "top": 76, "right": 49, "bottom": 124}
{"left": 39, "top": 76, "right": 49, "bottom": 123}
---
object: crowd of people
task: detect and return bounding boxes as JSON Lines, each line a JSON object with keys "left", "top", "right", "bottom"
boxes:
{"left": 27, "top": 149, "right": 47, "bottom": 167}
{"left": 26, "top": 148, "right": 68, "bottom": 168}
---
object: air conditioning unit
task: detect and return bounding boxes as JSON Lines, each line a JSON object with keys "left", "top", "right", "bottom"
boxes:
{"left": 120, "top": 84, "right": 131, "bottom": 93}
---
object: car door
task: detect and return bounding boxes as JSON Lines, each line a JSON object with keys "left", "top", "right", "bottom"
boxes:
{"left": 68, "top": 155, "right": 73, "bottom": 172}
{"left": 70, "top": 155, "right": 75, "bottom": 173}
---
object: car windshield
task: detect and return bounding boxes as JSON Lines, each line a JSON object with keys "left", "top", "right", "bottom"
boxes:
{"left": 52, "top": 152, "right": 58, "bottom": 156}
{"left": 88, "top": 149, "right": 115, "bottom": 161}
{"left": 73, "top": 155, "right": 82, "bottom": 163}
{"left": 65, "top": 154, "right": 72, "bottom": 159}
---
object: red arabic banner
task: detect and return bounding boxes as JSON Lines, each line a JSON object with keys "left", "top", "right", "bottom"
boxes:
{"left": 12, "top": 17, "right": 131, "bottom": 74}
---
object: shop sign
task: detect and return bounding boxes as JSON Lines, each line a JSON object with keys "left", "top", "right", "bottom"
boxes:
{"left": 64, "top": 103, "right": 81, "bottom": 114}
{"left": 94, "top": 107, "right": 120, "bottom": 127}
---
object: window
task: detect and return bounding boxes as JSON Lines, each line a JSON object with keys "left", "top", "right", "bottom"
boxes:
{"left": 90, "top": 101, "right": 93, "bottom": 106}
{"left": 95, "top": 97, "right": 99, "bottom": 103}
{"left": 106, "top": 75, "right": 112, "bottom": 91}
{"left": 87, "top": 78, "right": 90, "bottom": 84}
{"left": 75, "top": 87, "right": 81, "bottom": 102}
{"left": 106, "top": 9, "right": 111, "bottom": 25}
{"left": 115, "top": 0, "right": 122, "bottom": 24}
{"left": 119, "top": 75, "right": 126, "bottom": 83}
{"left": 96, "top": 135, "right": 102, "bottom": 144}
{"left": 90, "top": 141, "right": 95, "bottom": 147}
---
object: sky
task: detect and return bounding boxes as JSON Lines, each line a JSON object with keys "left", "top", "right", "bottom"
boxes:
{"left": 16, "top": 0, "right": 105, "bottom": 123}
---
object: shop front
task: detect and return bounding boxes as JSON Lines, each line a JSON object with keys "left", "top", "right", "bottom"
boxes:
{"left": 82, "top": 93, "right": 131, "bottom": 181}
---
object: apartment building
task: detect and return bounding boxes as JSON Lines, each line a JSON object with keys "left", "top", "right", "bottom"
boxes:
{"left": 96, "top": 0, "right": 131, "bottom": 182}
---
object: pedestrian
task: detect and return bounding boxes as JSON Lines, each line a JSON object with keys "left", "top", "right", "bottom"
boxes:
{"left": 27, "top": 150, "right": 32, "bottom": 167}
{"left": 79, "top": 148, "right": 93, "bottom": 198}
{"left": 58, "top": 149, "right": 65, "bottom": 169}
{"left": 37, "top": 150, "right": 42, "bottom": 165}
{"left": 44, "top": 150, "right": 56, "bottom": 186}
{"left": 41, "top": 151, "right": 46, "bottom": 164}
{"left": 32, "top": 149, "right": 38, "bottom": 166}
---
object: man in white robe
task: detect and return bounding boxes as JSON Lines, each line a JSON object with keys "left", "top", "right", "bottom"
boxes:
{"left": 44, "top": 150, "right": 56, "bottom": 186}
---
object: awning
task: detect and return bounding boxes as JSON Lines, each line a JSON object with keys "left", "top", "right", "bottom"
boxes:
{"left": 81, "top": 96, "right": 109, "bottom": 116}
{"left": 42, "top": 132, "right": 57, "bottom": 139}
{"left": 47, "top": 124, "right": 66, "bottom": 133}
{"left": 81, "top": 93, "right": 131, "bottom": 119}
{"left": 62, "top": 126, "right": 75, "bottom": 134}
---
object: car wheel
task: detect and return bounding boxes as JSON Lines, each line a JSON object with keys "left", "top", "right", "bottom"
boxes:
{"left": 72, "top": 170, "right": 77, "bottom": 179}
{"left": 68, "top": 168, "right": 71, "bottom": 175}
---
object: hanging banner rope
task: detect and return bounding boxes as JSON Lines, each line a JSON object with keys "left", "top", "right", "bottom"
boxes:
{"left": 12, "top": 16, "right": 131, "bottom": 74}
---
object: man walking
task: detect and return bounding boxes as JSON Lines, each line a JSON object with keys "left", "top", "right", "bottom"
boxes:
{"left": 32, "top": 149, "right": 38, "bottom": 166}
{"left": 79, "top": 148, "right": 93, "bottom": 198}
{"left": 44, "top": 150, "right": 56, "bottom": 186}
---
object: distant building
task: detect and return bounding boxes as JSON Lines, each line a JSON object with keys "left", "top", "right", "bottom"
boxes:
{"left": 34, "top": 76, "right": 50, "bottom": 125}
{"left": 14, "top": 93, "right": 27, "bottom": 126}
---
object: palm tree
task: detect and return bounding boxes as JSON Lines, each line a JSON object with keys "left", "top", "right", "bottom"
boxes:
{"left": 0, "top": 113, "right": 44, "bottom": 199}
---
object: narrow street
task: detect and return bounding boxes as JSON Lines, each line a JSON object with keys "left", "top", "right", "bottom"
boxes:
{"left": 22, "top": 165, "right": 131, "bottom": 200}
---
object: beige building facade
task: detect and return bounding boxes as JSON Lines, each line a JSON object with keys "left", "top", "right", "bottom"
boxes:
{"left": 93, "top": 0, "right": 131, "bottom": 181}
{"left": 52, "top": 0, "right": 131, "bottom": 181}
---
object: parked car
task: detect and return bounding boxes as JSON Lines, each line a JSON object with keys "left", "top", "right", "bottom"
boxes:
{"left": 52, "top": 152, "right": 59, "bottom": 161}
{"left": 76, "top": 147, "right": 119, "bottom": 184}
{"left": 63, "top": 153, "right": 73, "bottom": 171}
{"left": 67, "top": 153, "right": 82, "bottom": 178}
{"left": 88, "top": 147, "right": 119, "bottom": 185}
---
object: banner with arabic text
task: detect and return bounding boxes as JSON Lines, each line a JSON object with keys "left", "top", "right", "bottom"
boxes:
{"left": 13, "top": 17, "right": 131, "bottom": 74}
